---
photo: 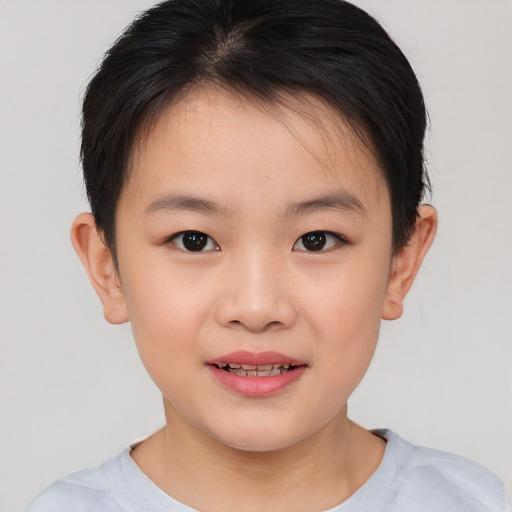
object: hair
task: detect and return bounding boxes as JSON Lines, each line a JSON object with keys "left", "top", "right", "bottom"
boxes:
{"left": 81, "top": 0, "right": 429, "bottom": 260}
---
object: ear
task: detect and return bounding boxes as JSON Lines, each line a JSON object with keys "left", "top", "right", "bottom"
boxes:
{"left": 381, "top": 205, "right": 437, "bottom": 320}
{"left": 70, "top": 213, "right": 129, "bottom": 325}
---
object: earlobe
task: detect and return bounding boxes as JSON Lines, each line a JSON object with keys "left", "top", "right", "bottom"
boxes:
{"left": 70, "top": 213, "right": 129, "bottom": 325}
{"left": 381, "top": 205, "right": 438, "bottom": 321}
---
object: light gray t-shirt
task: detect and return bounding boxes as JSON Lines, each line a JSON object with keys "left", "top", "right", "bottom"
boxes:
{"left": 26, "top": 430, "right": 510, "bottom": 511}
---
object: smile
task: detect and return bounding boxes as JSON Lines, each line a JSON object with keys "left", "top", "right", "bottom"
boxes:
{"left": 215, "top": 362, "right": 295, "bottom": 377}
{"left": 206, "top": 351, "right": 307, "bottom": 396}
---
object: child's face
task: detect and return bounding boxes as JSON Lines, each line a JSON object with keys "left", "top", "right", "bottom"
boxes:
{"left": 114, "top": 87, "right": 395, "bottom": 451}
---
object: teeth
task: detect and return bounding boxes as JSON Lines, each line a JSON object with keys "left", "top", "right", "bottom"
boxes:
{"left": 220, "top": 362, "right": 298, "bottom": 370}
{"left": 215, "top": 359, "right": 302, "bottom": 377}
{"left": 222, "top": 364, "right": 297, "bottom": 377}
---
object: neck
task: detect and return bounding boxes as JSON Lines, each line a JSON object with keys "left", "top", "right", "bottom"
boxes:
{"left": 131, "top": 401, "right": 384, "bottom": 511}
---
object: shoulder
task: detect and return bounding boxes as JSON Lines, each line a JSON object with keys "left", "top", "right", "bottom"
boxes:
{"left": 24, "top": 480, "right": 123, "bottom": 512}
{"left": 378, "top": 429, "right": 510, "bottom": 512}
{"left": 24, "top": 451, "right": 128, "bottom": 512}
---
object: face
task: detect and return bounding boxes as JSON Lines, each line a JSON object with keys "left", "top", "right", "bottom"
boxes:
{"left": 114, "top": 88, "right": 394, "bottom": 451}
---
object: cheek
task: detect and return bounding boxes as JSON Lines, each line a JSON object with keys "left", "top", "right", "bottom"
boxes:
{"left": 301, "top": 258, "right": 389, "bottom": 386}
{"left": 304, "top": 256, "right": 389, "bottom": 331}
{"left": 123, "top": 251, "right": 212, "bottom": 325}
{"left": 120, "top": 262, "right": 214, "bottom": 381}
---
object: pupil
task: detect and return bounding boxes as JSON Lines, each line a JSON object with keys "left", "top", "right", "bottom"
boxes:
{"left": 302, "top": 232, "right": 326, "bottom": 251}
{"left": 183, "top": 231, "right": 207, "bottom": 251}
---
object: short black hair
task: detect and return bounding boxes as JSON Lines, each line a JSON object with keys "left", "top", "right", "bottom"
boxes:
{"left": 81, "top": 0, "right": 428, "bottom": 258}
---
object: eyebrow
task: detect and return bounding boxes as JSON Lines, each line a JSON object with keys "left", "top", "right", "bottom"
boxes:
{"left": 285, "top": 192, "right": 366, "bottom": 217}
{"left": 145, "top": 194, "right": 227, "bottom": 216}
{"left": 145, "top": 191, "right": 365, "bottom": 217}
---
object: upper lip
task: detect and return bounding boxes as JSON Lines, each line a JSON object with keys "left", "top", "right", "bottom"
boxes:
{"left": 206, "top": 350, "right": 306, "bottom": 366}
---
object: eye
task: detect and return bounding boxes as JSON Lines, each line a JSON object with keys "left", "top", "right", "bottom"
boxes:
{"left": 293, "top": 231, "right": 343, "bottom": 252}
{"left": 170, "top": 231, "right": 219, "bottom": 252}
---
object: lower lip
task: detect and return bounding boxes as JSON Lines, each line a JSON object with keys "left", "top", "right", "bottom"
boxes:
{"left": 207, "top": 365, "right": 306, "bottom": 397}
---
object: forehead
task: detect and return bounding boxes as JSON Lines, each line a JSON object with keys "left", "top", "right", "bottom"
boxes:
{"left": 124, "top": 86, "right": 388, "bottom": 213}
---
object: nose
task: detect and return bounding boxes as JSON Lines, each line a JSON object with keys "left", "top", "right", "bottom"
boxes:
{"left": 214, "top": 249, "right": 298, "bottom": 333}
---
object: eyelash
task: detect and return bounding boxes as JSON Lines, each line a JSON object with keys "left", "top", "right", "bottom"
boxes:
{"left": 167, "top": 230, "right": 347, "bottom": 253}
{"left": 168, "top": 231, "right": 220, "bottom": 252}
{"left": 292, "top": 231, "right": 346, "bottom": 252}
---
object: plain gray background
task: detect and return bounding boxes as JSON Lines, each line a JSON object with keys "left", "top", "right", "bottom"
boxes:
{"left": 1, "top": 1, "right": 511, "bottom": 510}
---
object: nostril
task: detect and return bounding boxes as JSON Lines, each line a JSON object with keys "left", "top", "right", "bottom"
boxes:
{"left": 227, "top": 318, "right": 287, "bottom": 333}
{"left": 215, "top": 295, "right": 297, "bottom": 332}
{"left": 266, "top": 320, "right": 287, "bottom": 330}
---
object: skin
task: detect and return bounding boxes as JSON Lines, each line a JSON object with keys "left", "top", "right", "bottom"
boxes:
{"left": 72, "top": 87, "right": 437, "bottom": 511}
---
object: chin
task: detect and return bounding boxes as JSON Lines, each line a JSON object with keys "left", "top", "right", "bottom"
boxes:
{"left": 221, "top": 435, "right": 298, "bottom": 453}
{"left": 207, "top": 417, "right": 312, "bottom": 453}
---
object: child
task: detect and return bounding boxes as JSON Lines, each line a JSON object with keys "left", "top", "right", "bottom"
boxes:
{"left": 26, "top": 0, "right": 509, "bottom": 510}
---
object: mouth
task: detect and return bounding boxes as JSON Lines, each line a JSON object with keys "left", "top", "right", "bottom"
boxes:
{"left": 213, "top": 362, "right": 300, "bottom": 377}
{"left": 206, "top": 351, "right": 307, "bottom": 396}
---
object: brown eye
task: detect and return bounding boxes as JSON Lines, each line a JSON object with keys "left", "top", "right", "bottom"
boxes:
{"left": 293, "top": 231, "right": 342, "bottom": 252}
{"left": 171, "top": 231, "right": 219, "bottom": 252}
{"left": 301, "top": 232, "right": 326, "bottom": 251}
